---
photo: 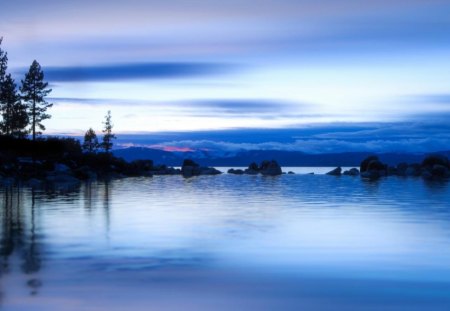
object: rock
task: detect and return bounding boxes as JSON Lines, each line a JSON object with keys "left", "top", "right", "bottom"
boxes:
{"left": 343, "top": 168, "right": 359, "bottom": 176}
{"left": 181, "top": 159, "right": 200, "bottom": 178}
{"left": 360, "top": 156, "right": 379, "bottom": 173}
{"left": 367, "top": 160, "right": 386, "bottom": 172}
{"left": 244, "top": 168, "right": 259, "bottom": 175}
{"left": 54, "top": 163, "right": 71, "bottom": 173}
{"left": 326, "top": 167, "right": 342, "bottom": 176}
{"left": 181, "top": 159, "right": 221, "bottom": 178}
{"left": 288, "top": 171, "right": 295, "bottom": 174}
{"left": 360, "top": 156, "right": 387, "bottom": 179}
{"left": 259, "top": 160, "right": 282, "bottom": 176}
{"left": 199, "top": 167, "right": 222, "bottom": 175}
{"left": 422, "top": 155, "right": 449, "bottom": 169}
{"left": 228, "top": 169, "right": 244, "bottom": 175}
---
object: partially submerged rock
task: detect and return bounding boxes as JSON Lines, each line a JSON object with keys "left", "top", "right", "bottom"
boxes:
{"left": 181, "top": 159, "right": 222, "bottom": 178}
{"left": 360, "top": 156, "right": 387, "bottom": 179}
{"left": 326, "top": 167, "right": 342, "bottom": 176}
{"left": 343, "top": 168, "right": 359, "bottom": 176}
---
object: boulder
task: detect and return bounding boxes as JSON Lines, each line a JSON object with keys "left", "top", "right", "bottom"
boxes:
{"left": 360, "top": 156, "right": 379, "bottom": 173}
{"left": 360, "top": 156, "right": 387, "bottom": 179}
{"left": 259, "top": 160, "right": 282, "bottom": 176}
{"left": 181, "top": 159, "right": 221, "bottom": 178}
{"left": 199, "top": 167, "right": 222, "bottom": 175}
{"left": 54, "top": 163, "right": 71, "bottom": 173}
{"left": 228, "top": 169, "right": 244, "bottom": 175}
{"left": 287, "top": 171, "right": 295, "bottom": 174}
{"left": 422, "top": 155, "right": 449, "bottom": 169}
{"left": 343, "top": 168, "right": 359, "bottom": 176}
{"left": 326, "top": 167, "right": 342, "bottom": 176}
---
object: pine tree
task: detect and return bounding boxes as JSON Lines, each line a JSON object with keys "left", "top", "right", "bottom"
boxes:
{"left": 0, "top": 74, "right": 28, "bottom": 138}
{"left": 0, "top": 37, "right": 9, "bottom": 135}
{"left": 20, "top": 60, "right": 52, "bottom": 141}
{"left": 101, "top": 111, "right": 116, "bottom": 153}
{"left": 82, "top": 128, "right": 99, "bottom": 153}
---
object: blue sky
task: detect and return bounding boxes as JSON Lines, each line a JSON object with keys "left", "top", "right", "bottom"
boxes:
{"left": 2, "top": 0, "right": 450, "bottom": 152}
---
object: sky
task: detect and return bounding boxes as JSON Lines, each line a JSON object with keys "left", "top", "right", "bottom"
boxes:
{"left": 1, "top": 0, "right": 450, "bottom": 153}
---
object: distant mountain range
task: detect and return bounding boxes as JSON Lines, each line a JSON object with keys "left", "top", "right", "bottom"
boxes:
{"left": 113, "top": 147, "right": 450, "bottom": 167}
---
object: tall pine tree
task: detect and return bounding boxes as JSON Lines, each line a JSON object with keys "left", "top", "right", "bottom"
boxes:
{"left": 20, "top": 60, "right": 52, "bottom": 141}
{"left": 0, "top": 37, "right": 7, "bottom": 84}
{"left": 0, "top": 74, "right": 28, "bottom": 138}
{"left": 102, "top": 111, "right": 116, "bottom": 153}
{"left": 0, "top": 37, "right": 9, "bottom": 135}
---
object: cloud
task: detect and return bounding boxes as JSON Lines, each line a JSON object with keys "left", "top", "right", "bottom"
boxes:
{"left": 111, "top": 121, "right": 450, "bottom": 155}
{"left": 37, "top": 62, "right": 235, "bottom": 82}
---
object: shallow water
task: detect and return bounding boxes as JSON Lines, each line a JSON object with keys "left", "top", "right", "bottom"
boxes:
{"left": 1, "top": 172, "right": 450, "bottom": 310}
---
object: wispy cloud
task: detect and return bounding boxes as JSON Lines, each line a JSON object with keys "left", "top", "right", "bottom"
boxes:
{"left": 36, "top": 62, "right": 236, "bottom": 82}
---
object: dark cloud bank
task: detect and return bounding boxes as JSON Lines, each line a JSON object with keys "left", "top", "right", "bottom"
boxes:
{"left": 37, "top": 62, "right": 235, "bottom": 82}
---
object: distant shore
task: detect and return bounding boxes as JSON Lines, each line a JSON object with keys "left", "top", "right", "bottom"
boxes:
{"left": 1, "top": 136, "right": 449, "bottom": 190}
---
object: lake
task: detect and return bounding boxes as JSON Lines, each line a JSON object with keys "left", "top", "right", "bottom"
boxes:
{"left": 1, "top": 170, "right": 450, "bottom": 310}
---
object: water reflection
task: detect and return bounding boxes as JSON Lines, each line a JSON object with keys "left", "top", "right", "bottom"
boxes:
{"left": 0, "top": 188, "right": 42, "bottom": 297}
{"left": 0, "top": 175, "right": 449, "bottom": 310}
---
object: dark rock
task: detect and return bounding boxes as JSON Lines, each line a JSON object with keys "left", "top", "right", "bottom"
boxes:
{"left": 360, "top": 156, "right": 379, "bottom": 172}
{"left": 181, "top": 159, "right": 221, "bottom": 178}
{"left": 367, "top": 160, "right": 386, "bottom": 172}
{"left": 199, "top": 167, "right": 222, "bottom": 175}
{"left": 248, "top": 162, "right": 259, "bottom": 171}
{"left": 244, "top": 168, "right": 259, "bottom": 175}
{"left": 54, "top": 163, "right": 71, "bottom": 173}
{"left": 228, "top": 168, "right": 244, "bottom": 175}
{"left": 260, "top": 160, "right": 282, "bottom": 176}
{"left": 326, "top": 167, "right": 342, "bottom": 176}
{"left": 422, "top": 155, "right": 449, "bottom": 169}
{"left": 288, "top": 171, "right": 295, "bottom": 174}
{"left": 343, "top": 168, "right": 359, "bottom": 176}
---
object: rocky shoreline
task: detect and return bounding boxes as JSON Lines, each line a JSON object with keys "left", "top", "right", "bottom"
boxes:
{"left": 325, "top": 155, "right": 450, "bottom": 180}
{"left": 1, "top": 148, "right": 449, "bottom": 189}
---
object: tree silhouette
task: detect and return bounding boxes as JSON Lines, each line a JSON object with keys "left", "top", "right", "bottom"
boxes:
{"left": 0, "top": 37, "right": 7, "bottom": 84}
{"left": 0, "top": 74, "right": 28, "bottom": 138}
{"left": 82, "top": 127, "right": 99, "bottom": 153}
{"left": 0, "top": 37, "right": 9, "bottom": 135}
{"left": 101, "top": 111, "right": 116, "bottom": 153}
{"left": 20, "top": 60, "right": 52, "bottom": 141}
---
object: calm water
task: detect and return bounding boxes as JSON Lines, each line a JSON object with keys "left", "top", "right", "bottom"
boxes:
{"left": 1, "top": 170, "right": 450, "bottom": 310}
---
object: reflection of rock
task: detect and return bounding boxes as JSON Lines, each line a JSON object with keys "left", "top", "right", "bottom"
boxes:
{"left": 326, "top": 167, "right": 342, "bottom": 176}
{"left": 181, "top": 159, "right": 222, "bottom": 178}
{"left": 343, "top": 168, "right": 359, "bottom": 176}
